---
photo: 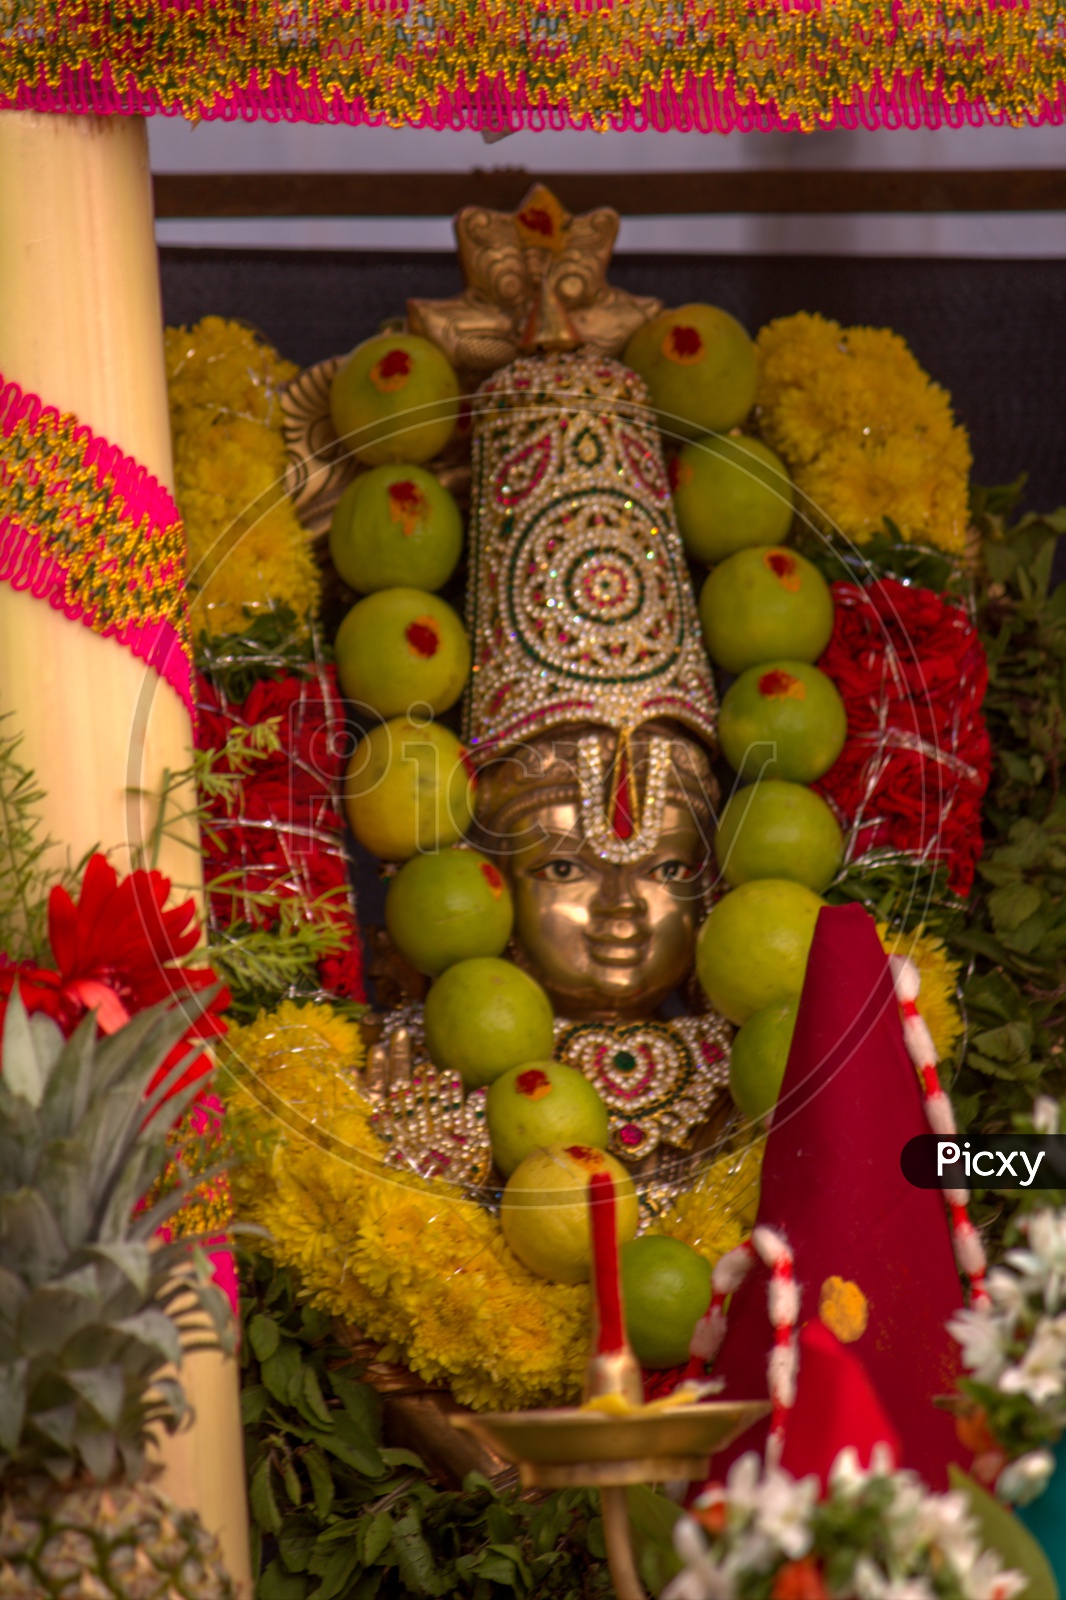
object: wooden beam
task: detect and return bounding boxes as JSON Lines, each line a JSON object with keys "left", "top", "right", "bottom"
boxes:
{"left": 153, "top": 168, "right": 1066, "bottom": 219}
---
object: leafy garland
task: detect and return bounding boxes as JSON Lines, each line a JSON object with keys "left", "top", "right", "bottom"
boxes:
{"left": 239, "top": 1251, "right": 673, "bottom": 1600}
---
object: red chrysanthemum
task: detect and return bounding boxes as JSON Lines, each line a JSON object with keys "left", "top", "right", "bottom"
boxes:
{"left": 0, "top": 853, "right": 229, "bottom": 1100}
{"left": 815, "top": 579, "right": 991, "bottom": 895}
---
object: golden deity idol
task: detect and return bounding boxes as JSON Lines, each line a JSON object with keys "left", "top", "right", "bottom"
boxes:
{"left": 369, "top": 336, "right": 732, "bottom": 1192}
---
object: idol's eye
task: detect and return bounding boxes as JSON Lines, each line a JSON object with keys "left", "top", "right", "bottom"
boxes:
{"left": 647, "top": 859, "right": 698, "bottom": 884}
{"left": 533, "top": 859, "right": 587, "bottom": 883}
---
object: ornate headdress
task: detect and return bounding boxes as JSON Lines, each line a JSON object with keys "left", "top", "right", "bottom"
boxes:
{"left": 463, "top": 348, "right": 718, "bottom": 860}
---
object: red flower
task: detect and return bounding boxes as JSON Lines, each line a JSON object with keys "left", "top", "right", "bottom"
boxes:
{"left": 195, "top": 667, "right": 365, "bottom": 1003}
{"left": 816, "top": 580, "right": 990, "bottom": 895}
{"left": 0, "top": 854, "right": 229, "bottom": 1100}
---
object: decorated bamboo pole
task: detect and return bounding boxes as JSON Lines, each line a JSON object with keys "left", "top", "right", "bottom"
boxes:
{"left": 0, "top": 110, "right": 251, "bottom": 1594}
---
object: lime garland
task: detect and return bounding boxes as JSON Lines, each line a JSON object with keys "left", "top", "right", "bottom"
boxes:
{"left": 222, "top": 1000, "right": 763, "bottom": 1412}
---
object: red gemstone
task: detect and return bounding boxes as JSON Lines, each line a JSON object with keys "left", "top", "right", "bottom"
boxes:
{"left": 619, "top": 1124, "right": 644, "bottom": 1147}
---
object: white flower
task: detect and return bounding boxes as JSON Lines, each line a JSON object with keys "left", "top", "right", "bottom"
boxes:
{"left": 719, "top": 1452, "right": 764, "bottom": 1521}
{"left": 998, "top": 1313, "right": 1066, "bottom": 1404}
{"left": 994, "top": 1447, "right": 1056, "bottom": 1506}
{"left": 1009, "top": 1211, "right": 1066, "bottom": 1309}
{"left": 1032, "top": 1096, "right": 1061, "bottom": 1136}
{"left": 752, "top": 1466, "right": 817, "bottom": 1560}
{"left": 853, "top": 1556, "right": 891, "bottom": 1599}
{"left": 984, "top": 1268, "right": 1027, "bottom": 1322}
{"left": 853, "top": 1562, "right": 937, "bottom": 1600}
{"left": 662, "top": 1517, "right": 735, "bottom": 1600}
{"left": 947, "top": 1306, "right": 1009, "bottom": 1384}
{"left": 961, "top": 1550, "right": 1029, "bottom": 1600}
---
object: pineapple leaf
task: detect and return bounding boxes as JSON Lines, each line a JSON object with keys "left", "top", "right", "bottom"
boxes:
{"left": 73, "top": 1425, "right": 116, "bottom": 1483}
{"left": 1, "top": 984, "right": 53, "bottom": 1109}
{"left": 31, "top": 1402, "right": 77, "bottom": 1450}
{"left": 39, "top": 1011, "right": 99, "bottom": 1141}
{"left": 111, "top": 1310, "right": 182, "bottom": 1368}
{"left": 0, "top": 1359, "right": 28, "bottom": 1451}
{"left": 0, "top": 1266, "right": 27, "bottom": 1326}
{"left": 86, "top": 1242, "right": 151, "bottom": 1297}
{"left": 0, "top": 1191, "right": 67, "bottom": 1285}
{"left": 65, "top": 1366, "right": 124, "bottom": 1426}
{"left": 19, "top": 1283, "right": 100, "bottom": 1355}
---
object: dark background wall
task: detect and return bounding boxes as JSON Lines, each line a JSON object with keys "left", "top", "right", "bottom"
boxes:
{"left": 161, "top": 247, "right": 1066, "bottom": 513}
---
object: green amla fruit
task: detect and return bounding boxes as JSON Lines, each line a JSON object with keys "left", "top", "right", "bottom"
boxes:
{"left": 329, "top": 462, "right": 463, "bottom": 593}
{"left": 672, "top": 434, "right": 794, "bottom": 564}
{"left": 330, "top": 332, "right": 460, "bottom": 467}
{"left": 335, "top": 586, "right": 470, "bottom": 719}
{"left": 624, "top": 304, "right": 758, "bottom": 441}
{"left": 699, "top": 545, "right": 834, "bottom": 675}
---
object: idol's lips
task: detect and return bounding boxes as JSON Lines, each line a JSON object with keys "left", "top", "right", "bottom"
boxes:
{"left": 585, "top": 933, "right": 650, "bottom": 967}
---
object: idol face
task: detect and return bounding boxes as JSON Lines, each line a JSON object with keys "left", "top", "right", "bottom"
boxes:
{"left": 500, "top": 798, "right": 711, "bottom": 1021}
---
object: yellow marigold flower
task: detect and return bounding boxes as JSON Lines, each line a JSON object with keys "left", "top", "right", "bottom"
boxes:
{"left": 755, "top": 313, "right": 971, "bottom": 555}
{"left": 225, "top": 1000, "right": 761, "bottom": 1409}
{"left": 877, "top": 922, "right": 964, "bottom": 1067}
{"left": 166, "top": 317, "right": 320, "bottom": 639}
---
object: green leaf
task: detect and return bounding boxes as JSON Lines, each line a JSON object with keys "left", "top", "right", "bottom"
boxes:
{"left": 362, "top": 1510, "right": 395, "bottom": 1565}
{"left": 304, "top": 1445, "right": 335, "bottom": 1521}
{"left": 948, "top": 1466, "right": 1058, "bottom": 1600}
{"left": 488, "top": 1543, "right": 532, "bottom": 1586}
{"left": 262, "top": 1340, "right": 304, "bottom": 1407}
{"left": 989, "top": 883, "right": 1044, "bottom": 932}
{"left": 472, "top": 1552, "right": 516, "bottom": 1585}
{"left": 390, "top": 1511, "right": 442, "bottom": 1595}
{"left": 241, "top": 1384, "right": 270, "bottom": 1427}
{"left": 87, "top": 1243, "right": 151, "bottom": 1297}
{"left": 283, "top": 1458, "right": 303, "bottom": 1505}
{"left": 250, "top": 1457, "right": 282, "bottom": 1535}
{"left": 299, "top": 1366, "right": 333, "bottom": 1428}
{"left": 249, "top": 1313, "right": 280, "bottom": 1362}
{"left": 257, "top": 1559, "right": 308, "bottom": 1600}
{"left": 278, "top": 1521, "right": 318, "bottom": 1574}
{"left": 379, "top": 1446, "right": 424, "bottom": 1471}
{"left": 309, "top": 1542, "right": 361, "bottom": 1600}
{"left": 586, "top": 1516, "right": 606, "bottom": 1560}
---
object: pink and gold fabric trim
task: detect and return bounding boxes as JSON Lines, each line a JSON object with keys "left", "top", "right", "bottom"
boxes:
{"left": 0, "top": 374, "right": 193, "bottom": 715}
{"left": 2, "top": 0, "right": 1066, "bottom": 133}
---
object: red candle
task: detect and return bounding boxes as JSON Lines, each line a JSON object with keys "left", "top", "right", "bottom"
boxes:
{"left": 589, "top": 1170, "right": 625, "bottom": 1354}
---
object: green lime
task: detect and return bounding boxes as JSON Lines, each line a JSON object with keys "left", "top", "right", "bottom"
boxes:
{"left": 343, "top": 717, "right": 474, "bottom": 861}
{"left": 672, "top": 435, "right": 794, "bottom": 564}
{"left": 714, "top": 780, "right": 844, "bottom": 893}
{"left": 424, "top": 957, "right": 555, "bottom": 1090}
{"left": 329, "top": 464, "right": 463, "bottom": 593}
{"left": 696, "top": 879, "right": 824, "bottom": 1023}
{"left": 620, "top": 1236, "right": 712, "bottom": 1368}
{"left": 335, "top": 587, "right": 470, "bottom": 719}
{"left": 729, "top": 999, "right": 799, "bottom": 1120}
{"left": 699, "top": 546, "right": 834, "bottom": 675}
{"left": 624, "top": 304, "right": 757, "bottom": 440}
{"left": 385, "top": 848, "right": 514, "bottom": 976}
{"left": 500, "top": 1146, "right": 638, "bottom": 1284}
{"left": 330, "top": 332, "right": 459, "bottom": 467}
{"left": 487, "top": 1062, "right": 609, "bottom": 1179}
{"left": 718, "top": 660, "right": 847, "bottom": 784}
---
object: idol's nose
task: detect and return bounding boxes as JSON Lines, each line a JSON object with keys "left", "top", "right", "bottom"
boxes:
{"left": 589, "top": 867, "right": 649, "bottom": 927}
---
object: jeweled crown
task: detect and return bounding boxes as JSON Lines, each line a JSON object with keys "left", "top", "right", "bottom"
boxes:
{"left": 463, "top": 350, "right": 718, "bottom": 764}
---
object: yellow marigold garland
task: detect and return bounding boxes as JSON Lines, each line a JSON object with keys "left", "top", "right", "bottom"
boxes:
{"left": 877, "top": 922, "right": 965, "bottom": 1067}
{"left": 223, "top": 1000, "right": 760, "bottom": 1410}
{"left": 756, "top": 313, "right": 972, "bottom": 556}
{"left": 165, "top": 316, "right": 320, "bottom": 638}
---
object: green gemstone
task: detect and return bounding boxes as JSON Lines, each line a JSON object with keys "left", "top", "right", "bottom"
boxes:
{"left": 613, "top": 1050, "right": 637, "bottom": 1073}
